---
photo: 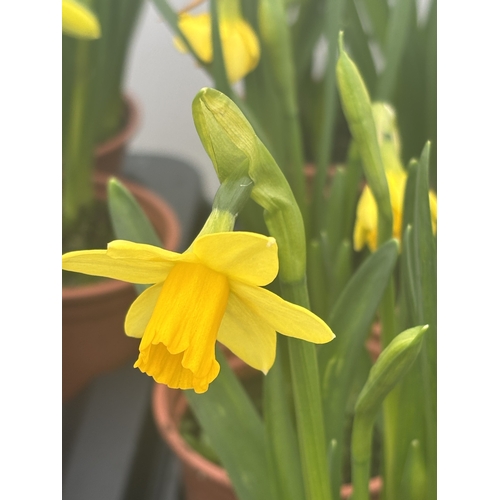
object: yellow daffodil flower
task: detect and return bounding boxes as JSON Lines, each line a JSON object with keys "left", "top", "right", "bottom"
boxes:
{"left": 62, "top": 0, "right": 101, "bottom": 40}
{"left": 353, "top": 170, "right": 437, "bottom": 252}
{"left": 174, "top": 2, "right": 260, "bottom": 83}
{"left": 354, "top": 103, "right": 437, "bottom": 252}
{"left": 62, "top": 232, "right": 333, "bottom": 393}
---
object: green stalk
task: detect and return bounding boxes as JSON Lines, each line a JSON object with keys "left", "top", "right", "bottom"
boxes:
{"left": 281, "top": 282, "right": 331, "bottom": 500}
{"left": 307, "top": 239, "right": 328, "bottom": 318}
{"left": 193, "top": 88, "right": 332, "bottom": 500}
{"left": 210, "top": 0, "right": 232, "bottom": 97}
{"left": 375, "top": 0, "right": 414, "bottom": 102}
{"left": 62, "top": 38, "right": 94, "bottom": 232}
{"left": 312, "top": 0, "right": 346, "bottom": 236}
{"left": 264, "top": 338, "right": 306, "bottom": 500}
{"left": 150, "top": 0, "right": 205, "bottom": 66}
{"left": 336, "top": 32, "right": 393, "bottom": 246}
{"left": 318, "top": 239, "right": 399, "bottom": 499}
{"left": 350, "top": 414, "right": 373, "bottom": 500}
{"left": 343, "top": 0, "right": 377, "bottom": 96}
{"left": 258, "top": 0, "right": 307, "bottom": 222}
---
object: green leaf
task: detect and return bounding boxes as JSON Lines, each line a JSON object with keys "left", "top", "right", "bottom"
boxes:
{"left": 376, "top": 0, "right": 414, "bottom": 101}
{"left": 399, "top": 439, "right": 427, "bottom": 500}
{"left": 319, "top": 238, "right": 399, "bottom": 388}
{"left": 107, "top": 177, "right": 163, "bottom": 247}
{"left": 324, "top": 166, "right": 347, "bottom": 258}
{"left": 263, "top": 339, "right": 306, "bottom": 500}
{"left": 210, "top": 0, "right": 232, "bottom": 96}
{"left": 107, "top": 177, "right": 163, "bottom": 294}
{"left": 330, "top": 239, "right": 352, "bottom": 307}
{"left": 343, "top": 0, "right": 377, "bottom": 96}
{"left": 308, "top": 238, "right": 328, "bottom": 318}
{"left": 258, "top": 0, "right": 307, "bottom": 217}
{"left": 186, "top": 349, "right": 276, "bottom": 500}
{"left": 311, "top": 0, "right": 348, "bottom": 235}
{"left": 411, "top": 142, "right": 437, "bottom": 498}
{"left": 317, "top": 238, "right": 398, "bottom": 497}
{"left": 357, "top": 0, "right": 389, "bottom": 45}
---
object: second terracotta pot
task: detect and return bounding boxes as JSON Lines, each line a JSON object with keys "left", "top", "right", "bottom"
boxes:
{"left": 152, "top": 382, "right": 382, "bottom": 500}
{"left": 94, "top": 94, "right": 140, "bottom": 174}
{"left": 62, "top": 172, "right": 180, "bottom": 402}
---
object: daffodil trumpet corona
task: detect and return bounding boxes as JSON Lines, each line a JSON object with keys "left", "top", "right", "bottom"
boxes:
{"left": 62, "top": 232, "right": 334, "bottom": 393}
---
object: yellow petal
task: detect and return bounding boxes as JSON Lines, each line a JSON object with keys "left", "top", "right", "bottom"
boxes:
{"left": 429, "top": 190, "right": 437, "bottom": 234}
{"left": 141, "top": 262, "right": 229, "bottom": 378}
{"left": 217, "top": 292, "right": 276, "bottom": 373}
{"left": 386, "top": 170, "right": 406, "bottom": 242}
{"left": 62, "top": 0, "right": 101, "bottom": 40}
{"left": 354, "top": 186, "right": 377, "bottom": 252}
{"left": 176, "top": 13, "right": 260, "bottom": 83}
{"left": 177, "top": 13, "right": 213, "bottom": 62}
{"left": 62, "top": 249, "right": 169, "bottom": 284}
{"left": 221, "top": 19, "right": 260, "bottom": 83}
{"left": 106, "top": 240, "right": 188, "bottom": 263}
{"left": 134, "top": 345, "right": 220, "bottom": 393}
{"left": 353, "top": 170, "right": 407, "bottom": 252}
{"left": 230, "top": 281, "right": 334, "bottom": 344}
{"left": 193, "top": 232, "right": 278, "bottom": 286}
{"left": 125, "top": 282, "right": 164, "bottom": 338}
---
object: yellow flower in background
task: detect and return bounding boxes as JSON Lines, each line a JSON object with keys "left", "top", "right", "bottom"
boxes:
{"left": 354, "top": 102, "right": 437, "bottom": 252}
{"left": 62, "top": 0, "right": 101, "bottom": 39}
{"left": 62, "top": 232, "right": 334, "bottom": 393}
{"left": 174, "top": 1, "right": 260, "bottom": 83}
{"left": 353, "top": 170, "right": 437, "bottom": 252}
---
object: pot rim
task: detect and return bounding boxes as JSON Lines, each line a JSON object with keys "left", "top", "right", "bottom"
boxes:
{"left": 152, "top": 383, "right": 233, "bottom": 487}
{"left": 62, "top": 172, "right": 181, "bottom": 301}
{"left": 152, "top": 383, "right": 383, "bottom": 498}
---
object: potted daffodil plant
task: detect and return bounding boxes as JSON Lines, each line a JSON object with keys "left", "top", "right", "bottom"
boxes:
{"left": 62, "top": 0, "right": 437, "bottom": 498}
{"left": 62, "top": 0, "right": 144, "bottom": 247}
{"left": 62, "top": 0, "right": 181, "bottom": 401}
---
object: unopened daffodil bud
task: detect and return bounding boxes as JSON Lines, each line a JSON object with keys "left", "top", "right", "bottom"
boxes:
{"left": 174, "top": 0, "right": 260, "bottom": 83}
{"left": 62, "top": 0, "right": 101, "bottom": 39}
{"left": 353, "top": 103, "right": 437, "bottom": 252}
{"left": 372, "top": 102, "right": 403, "bottom": 173}
{"left": 193, "top": 87, "right": 307, "bottom": 281}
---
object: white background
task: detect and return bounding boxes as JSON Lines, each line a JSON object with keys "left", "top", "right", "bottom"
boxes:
{"left": 124, "top": 1, "right": 219, "bottom": 200}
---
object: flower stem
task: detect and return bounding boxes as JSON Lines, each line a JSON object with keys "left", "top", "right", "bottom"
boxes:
{"left": 197, "top": 175, "right": 254, "bottom": 236}
{"left": 281, "top": 281, "right": 332, "bottom": 500}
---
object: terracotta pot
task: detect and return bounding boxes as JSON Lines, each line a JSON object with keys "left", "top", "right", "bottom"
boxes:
{"left": 341, "top": 476, "right": 383, "bottom": 499}
{"left": 62, "top": 172, "right": 181, "bottom": 402}
{"left": 94, "top": 94, "right": 140, "bottom": 174}
{"left": 366, "top": 321, "right": 382, "bottom": 362}
{"left": 303, "top": 163, "right": 338, "bottom": 201}
{"left": 152, "top": 383, "right": 382, "bottom": 500}
{"left": 218, "top": 344, "right": 259, "bottom": 380}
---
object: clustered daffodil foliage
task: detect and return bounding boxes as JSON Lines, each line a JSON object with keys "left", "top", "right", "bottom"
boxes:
{"left": 174, "top": 0, "right": 260, "bottom": 83}
{"left": 62, "top": 232, "right": 333, "bottom": 393}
